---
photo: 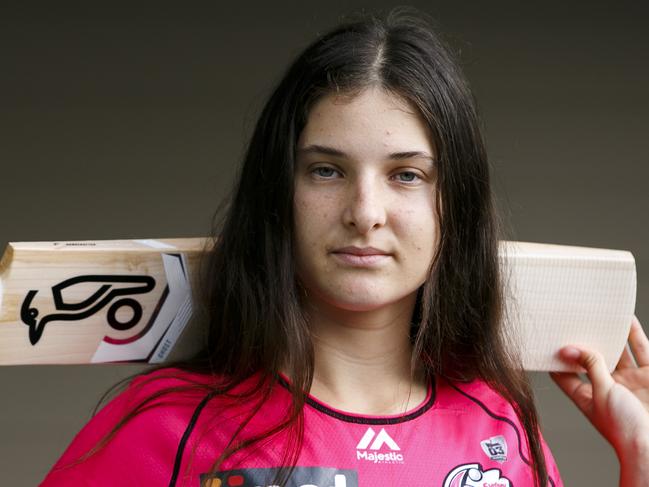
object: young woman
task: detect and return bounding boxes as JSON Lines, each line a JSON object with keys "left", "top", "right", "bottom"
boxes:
{"left": 40, "top": 8, "right": 649, "bottom": 487}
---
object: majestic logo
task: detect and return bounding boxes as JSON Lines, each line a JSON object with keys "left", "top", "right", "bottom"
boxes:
{"left": 355, "top": 427, "right": 404, "bottom": 464}
{"left": 443, "top": 463, "right": 512, "bottom": 487}
{"left": 200, "top": 467, "right": 358, "bottom": 487}
{"left": 480, "top": 435, "right": 508, "bottom": 463}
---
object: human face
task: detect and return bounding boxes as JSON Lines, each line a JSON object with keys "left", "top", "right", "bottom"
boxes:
{"left": 293, "top": 87, "right": 439, "bottom": 312}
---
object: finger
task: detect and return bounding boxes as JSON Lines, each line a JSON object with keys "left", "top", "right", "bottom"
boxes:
{"left": 616, "top": 344, "right": 638, "bottom": 370}
{"left": 549, "top": 371, "right": 593, "bottom": 418}
{"left": 557, "top": 346, "right": 615, "bottom": 404}
{"left": 629, "top": 316, "right": 649, "bottom": 367}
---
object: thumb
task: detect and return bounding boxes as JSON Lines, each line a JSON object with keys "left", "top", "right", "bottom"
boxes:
{"left": 559, "top": 345, "right": 615, "bottom": 405}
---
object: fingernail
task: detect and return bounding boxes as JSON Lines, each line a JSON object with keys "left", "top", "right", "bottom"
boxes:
{"left": 561, "top": 346, "right": 580, "bottom": 360}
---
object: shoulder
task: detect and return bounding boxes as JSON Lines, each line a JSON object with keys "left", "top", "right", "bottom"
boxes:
{"left": 40, "top": 367, "right": 224, "bottom": 485}
{"left": 434, "top": 375, "right": 564, "bottom": 486}
{"left": 126, "top": 366, "right": 219, "bottom": 398}
{"left": 434, "top": 376, "right": 540, "bottom": 454}
{"left": 435, "top": 375, "right": 518, "bottom": 418}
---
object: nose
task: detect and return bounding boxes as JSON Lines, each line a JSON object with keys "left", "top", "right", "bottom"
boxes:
{"left": 342, "top": 175, "right": 387, "bottom": 234}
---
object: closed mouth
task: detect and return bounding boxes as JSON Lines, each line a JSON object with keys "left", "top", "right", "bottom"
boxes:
{"left": 332, "top": 246, "right": 390, "bottom": 256}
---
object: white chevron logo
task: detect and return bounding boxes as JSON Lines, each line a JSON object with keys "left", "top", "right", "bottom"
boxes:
{"left": 356, "top": 427, "right": 400, "bottom": 451}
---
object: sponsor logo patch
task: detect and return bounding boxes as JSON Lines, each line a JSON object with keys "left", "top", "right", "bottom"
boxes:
{"left": 200, "top": 467, "right": 358, "bottom": 487}
{"left": 480, "top": 435, "right": 508, "bottom": 463}
{"left": 355, "top": 427, "right": 404, "bottom": 464}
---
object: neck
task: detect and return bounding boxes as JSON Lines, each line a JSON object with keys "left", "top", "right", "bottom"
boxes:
{"left": 302, "top": 291, "right": 428, "bottom": 415}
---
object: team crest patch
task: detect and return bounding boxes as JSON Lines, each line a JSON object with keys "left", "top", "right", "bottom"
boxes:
{"left": 443, "top": 462, "right": 512, "bottom": 487}
{"left": 480, "top": 435, "right": 508, "bottom": 463}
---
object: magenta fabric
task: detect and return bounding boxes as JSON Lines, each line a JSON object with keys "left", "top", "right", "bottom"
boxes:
{"left": 41, "top": 368, "right": 563, "bottom": 486}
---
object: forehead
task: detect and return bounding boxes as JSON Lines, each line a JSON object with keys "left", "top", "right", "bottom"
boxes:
{"left": 297, "top": 87, "right": 436, "bottom": 158}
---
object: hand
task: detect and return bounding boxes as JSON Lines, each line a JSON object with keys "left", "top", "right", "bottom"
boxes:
{"left": 549, "top": 315, "right": 649, "bottom": 458}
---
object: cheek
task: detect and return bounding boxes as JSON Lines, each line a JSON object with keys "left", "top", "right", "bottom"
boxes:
{"left": 293, "top": 190, "right": 336, "bottom": 246}
{"left": 394, "top": 199, "right": 438, "bottom": 260}
{"left": 395, "top": 196, "right": 438, "bottom": 238}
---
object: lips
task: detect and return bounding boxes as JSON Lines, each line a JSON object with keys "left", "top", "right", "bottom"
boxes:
{"left": 332, "top": 246, "right": 390, "bottom": 256}
{"left": 330, "top": 246, "right": 392, "bottom": 267}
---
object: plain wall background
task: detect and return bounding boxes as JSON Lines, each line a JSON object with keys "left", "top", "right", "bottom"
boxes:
{"left": 1, "top": 1, "right": 647, "bottom": 485}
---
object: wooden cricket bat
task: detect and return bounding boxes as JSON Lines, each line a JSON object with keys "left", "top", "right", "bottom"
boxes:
{"left": 0, "top": 238, "right": 637, "bottom": 372}
{"left": 0, "top": 238, "right": 210, "bottom": 366}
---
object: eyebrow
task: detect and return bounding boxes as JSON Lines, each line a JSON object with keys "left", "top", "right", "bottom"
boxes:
{"left": 297, "top": 144, "right": 435, "bottom": 162}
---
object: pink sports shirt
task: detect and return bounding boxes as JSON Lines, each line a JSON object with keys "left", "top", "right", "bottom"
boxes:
{"left": 41, "top": 367, "right": 563, "bottom": 486}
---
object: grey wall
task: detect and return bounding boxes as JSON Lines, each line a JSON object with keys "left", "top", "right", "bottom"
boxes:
{"left": 1, "top": 2, "right": 647, "bottom": 485}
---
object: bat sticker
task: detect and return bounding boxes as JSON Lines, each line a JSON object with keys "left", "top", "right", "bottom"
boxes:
{"left": 20, "top": 275, "right": 156, "bottom": 345}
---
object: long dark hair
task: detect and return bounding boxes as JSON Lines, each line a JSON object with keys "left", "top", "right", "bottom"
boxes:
{"left": 56, "top": 6, "right": 549, "bottom": 486}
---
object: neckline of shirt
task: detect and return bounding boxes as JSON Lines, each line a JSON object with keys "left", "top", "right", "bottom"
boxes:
{"left": 277, "top": 373, "right": 436, "bottom": 425}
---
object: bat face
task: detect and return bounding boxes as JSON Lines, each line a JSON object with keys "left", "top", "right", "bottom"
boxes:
{"left": 497, "top": 241, "right": 637, "bottom": 372}
{"left": 0, "top": 237, "right": 637, "bottom": 370}
{"left": 0, "top": 238, "right": 208, "bottom": 365}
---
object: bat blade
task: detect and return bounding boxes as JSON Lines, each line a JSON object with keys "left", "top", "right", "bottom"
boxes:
{"left": 498, "top": 241, "right": 636, "bottom": 372}
{"left": 0, "top": 238, "right": 637, "bottom": 371}
{"left": 0, "top": 237, "right": 210, "bottom": 365}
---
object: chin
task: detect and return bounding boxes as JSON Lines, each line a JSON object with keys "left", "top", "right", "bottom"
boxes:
{"left": 299, "top": 274, "right": 418, "bottom": 312}
{"left": 321, "top": 288, "right": 405, "bottom": 312}
{"left": 330, "top": 299, "right": 387, "bottom": 312}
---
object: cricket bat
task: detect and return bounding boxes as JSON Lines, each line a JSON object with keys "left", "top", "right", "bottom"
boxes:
{"left": 0, "top": 238, "right": 637, "bottom": 372}
{"left": 0, "top": 237, "right": 211, "bottom": 366}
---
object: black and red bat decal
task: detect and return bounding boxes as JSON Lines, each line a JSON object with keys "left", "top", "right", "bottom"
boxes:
{"left": 20, "top": 275, "right": 156, "bottom": 345}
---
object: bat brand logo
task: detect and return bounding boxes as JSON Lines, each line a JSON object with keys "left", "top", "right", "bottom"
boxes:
{"left": 20, "top": 275, "right": 157, "bottom": 345}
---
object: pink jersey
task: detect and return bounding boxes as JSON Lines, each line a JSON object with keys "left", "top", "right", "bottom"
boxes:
{"left": 41, "top": 367, "right": 563, "bottom": 486}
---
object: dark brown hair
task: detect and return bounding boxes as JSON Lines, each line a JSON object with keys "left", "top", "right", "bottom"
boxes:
{"left": 55, "top": 6, "right": 549, "bottom": 486}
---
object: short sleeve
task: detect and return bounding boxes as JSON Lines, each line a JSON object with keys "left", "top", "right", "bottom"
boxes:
{"left": 39, "top": 378, "right": 142, "bottom": 486}
{"left": 39, "top": 368, "right": 200, "bottom": 486}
